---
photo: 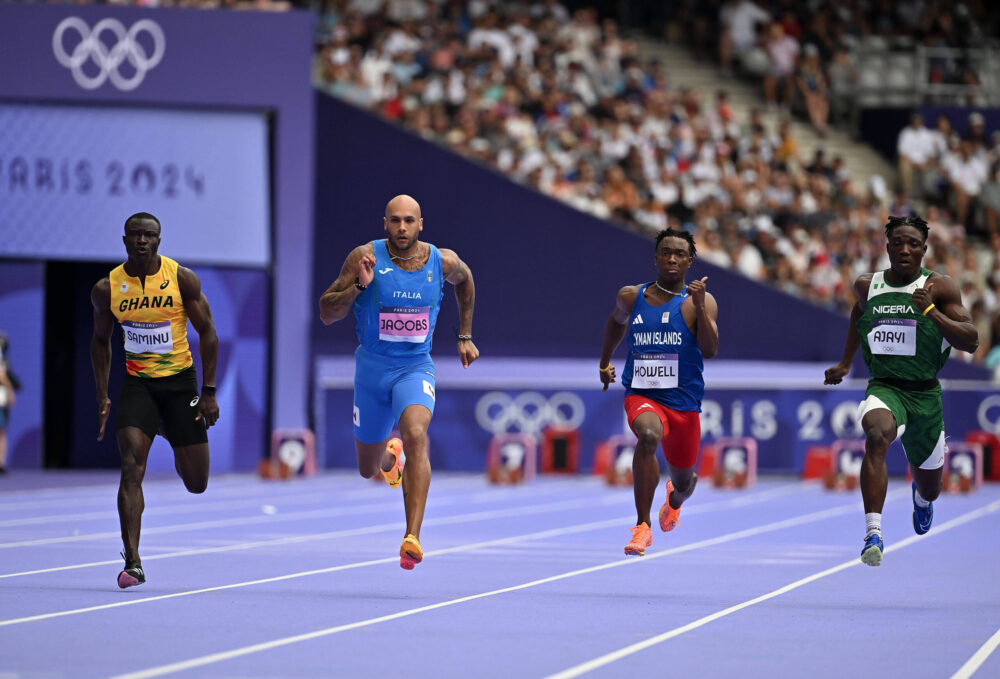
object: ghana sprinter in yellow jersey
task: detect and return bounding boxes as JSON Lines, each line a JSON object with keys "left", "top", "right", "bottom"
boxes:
{"left": 90, "top": 212, "right": 219, "bottom": 589}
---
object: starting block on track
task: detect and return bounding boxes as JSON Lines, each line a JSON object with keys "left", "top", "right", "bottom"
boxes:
{"left": 822, "top": 439, "right": 865, "bottom": 491}
{"left": 704, "top": 437, "right": 757, "bottom": 488}
{"left": 965, "top": 431, "right": 1000, "bottom": 481}
{"left": 260, "top": 429, "right": 317, "bottom": 480}
{"left": 943, "top": 442, "right": 983, "bottom": 493}
{"left": 541, "top": 428, "right": 579, "bottom": 474}
{"left": 593, "top": 435, "right": 637, "bottom": 486}
{"left": 487, "top": 433, "right": 537, "bottom": 484}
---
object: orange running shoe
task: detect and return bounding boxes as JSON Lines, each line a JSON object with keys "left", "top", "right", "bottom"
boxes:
{"left": 624, "top": 522, "right": 653, "bottom": 556}
{"left": 658, "top": 479, "right": 681, "bottom": 532}
{"left": 382, "top": 438, "right": 403, "bottom": 489}
{"left": 400, "top": 533, "right": 423, "bottom": 570}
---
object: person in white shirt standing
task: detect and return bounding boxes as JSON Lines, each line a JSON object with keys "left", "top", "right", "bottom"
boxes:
{"left": 897, "top": 113, "right": 938, "bottom": 200}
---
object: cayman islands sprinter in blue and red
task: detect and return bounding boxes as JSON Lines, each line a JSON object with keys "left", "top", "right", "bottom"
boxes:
{"left": 599, "top": 228, "right": 719, "bottom": 556}
{"left": 319, "top": 195, "right": 479, "bottom": 569}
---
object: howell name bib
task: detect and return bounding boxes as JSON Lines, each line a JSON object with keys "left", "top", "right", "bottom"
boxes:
{"left": 632, "top": 352, "right": 679, "bottom": 389}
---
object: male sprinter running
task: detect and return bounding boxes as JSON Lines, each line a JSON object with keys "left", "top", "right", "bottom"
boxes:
{"left": 599, "top": 228, "right": 719, "bottom": 556}
{"left": 319, "top": 194, "right": 478, "bottom": 569}
{"left": 91, "top": 212, "right": 219, "bottom": 588}
{"left": 825, "top": 215, "right": 978, "bottom": 566}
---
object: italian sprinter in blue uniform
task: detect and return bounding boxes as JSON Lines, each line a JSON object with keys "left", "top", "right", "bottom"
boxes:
{"left": 599, "top": 229, "right": 719, "bottom": 556}
{"left": 319, "top": 195, "right": 478, "bottom": 569}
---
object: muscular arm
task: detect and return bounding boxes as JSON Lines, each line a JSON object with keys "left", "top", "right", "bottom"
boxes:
{"left": 90, "top": 278, "right": 115, "bottom": 439}
{"left": 441, "top": 248, "right": 479, "bottom": 368}
{"left": 179, "top": 266, "right": 220, "bottom": 427}
{"left": 440, "top": 248, "right": 475, "bottom": 336}
{"left": 915, "top": 273, "right": 979, "bottom": 353}
{"left": 599, "top": 286, "right": 637, "bottom": 390}
{"left": 682, "top": 280, "right": 719, "bottom": 359}
{"left": 319, "top": 244, "right": 373, "bottom": 325}
{"left": 825, "top": 274, "right": 869, "bottom": 384}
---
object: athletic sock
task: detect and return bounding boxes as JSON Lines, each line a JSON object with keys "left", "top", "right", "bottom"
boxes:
{"left": 865, "top": 512, "right": 882, "bottom": 537}
{"left": 913, "top": 488, "right": 930, "bottom": 508}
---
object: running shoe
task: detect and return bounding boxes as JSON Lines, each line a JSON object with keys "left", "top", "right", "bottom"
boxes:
{"left": 400, "top": 533, "right": 423, "bottom": 570}
{"left": 382, "top": 438, "right": 403, "bottom": 489}
{"left": 860, "top": 533, "right": 884, "bottom": 567}
{"left": 624, "top": 523, "right": 653, "bottom": 556}
{"left": 117, "top": 552, "right": 146, "bottom": 588}
{"left": 658, "top": 479, "right": 681, "bottom": 532}
{"left": 911, "top": 481, "right": 933, "bottom": 535}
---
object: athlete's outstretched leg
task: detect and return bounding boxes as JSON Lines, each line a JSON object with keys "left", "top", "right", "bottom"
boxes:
{"left": 860, "top": 410, "right": 896, "bottom": 513}
{"left": 398, "top": 404, "right": 432, "bottom": 538}
{"left": 859, "top": 408, "right": 896, "bottom": 566}
{"left": 173, "top": 442, "right": 210, "bottom": 493}
{"left": 117, "top": 426, "right": 153, "bottom": 565}
{"left": 630, "top": 412, "right": 662, "bottom": 527}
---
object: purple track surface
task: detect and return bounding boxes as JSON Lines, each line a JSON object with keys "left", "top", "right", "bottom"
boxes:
{"left": 1, "top": 471, "right": 998, "bottom": 679}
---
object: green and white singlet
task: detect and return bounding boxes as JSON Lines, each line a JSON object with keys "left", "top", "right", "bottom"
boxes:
{"left": 856, "top": 267, "right": 949, "bottom": 468}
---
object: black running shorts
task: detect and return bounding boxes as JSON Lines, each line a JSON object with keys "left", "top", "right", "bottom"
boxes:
{"left": 117, "top": 367, "right": 208, "bottom": 447}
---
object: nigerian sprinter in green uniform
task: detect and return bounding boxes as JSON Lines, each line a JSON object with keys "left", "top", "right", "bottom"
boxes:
{"left": 824, "top": 215, "right": 979, "bottom": 567}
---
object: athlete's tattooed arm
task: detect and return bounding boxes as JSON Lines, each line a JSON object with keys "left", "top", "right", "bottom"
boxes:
{"left": 178, "top": 266, "right": 220, "bottom": 428}
{"left": 90, "top": 277, "right": 115, "bottom": 440}
{"left": 320, "top": 244, "right": 375, "bottom": 325}
{"left": 441, "top": 248, "right": 479, "bottom": 368}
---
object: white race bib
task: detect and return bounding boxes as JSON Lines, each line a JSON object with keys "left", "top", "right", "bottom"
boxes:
{"left": 123, "top": 320, "right": 173, "bottom": 354}
{"left": 632, "top": 353, "right": 679, "bottom": 389}
{"left": 868, "top": 319, "right": 917, "bottom": 356}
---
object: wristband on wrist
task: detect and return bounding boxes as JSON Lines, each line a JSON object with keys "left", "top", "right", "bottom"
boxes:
{"left": 201, "top": 385, "right": 216, "bottom": 394}
{"left": 599, "top": 364, "right": 613, "bottom": 373}
{"left": 922, "top": 303, "right": 936, "bottom": 316}
{"left": 457, "top": 334, "right": 472, "bottom": 341}
{"left": 354, "top": 278, "right": 367, "bottom": 291}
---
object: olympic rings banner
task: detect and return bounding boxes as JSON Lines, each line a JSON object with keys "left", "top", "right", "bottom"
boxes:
{"left": 314, "top": 357, "right": 1000, "bottom": 475}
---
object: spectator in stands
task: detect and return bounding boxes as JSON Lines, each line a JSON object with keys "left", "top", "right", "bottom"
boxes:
{"left": 763, "top": 22, "right": 799, "bottom": 112}
{"left": 718, "top": 0, "right": 769, "bottom": 77}
{"left": 897, "top": 113, "right": 938, "bottom": 199}
{"left": 794, "top": 43, "right": 829, "bottom": 137}
{"left": 944, "top": 138, "right": 989, "bottom": 231}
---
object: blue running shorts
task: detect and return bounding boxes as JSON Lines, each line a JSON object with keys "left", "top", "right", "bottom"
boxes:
{"left": 353, "top": 346, "right": 436, "bottom": 444}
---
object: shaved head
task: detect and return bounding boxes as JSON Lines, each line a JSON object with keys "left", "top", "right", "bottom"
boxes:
{"left": 385, "top": 194, "right": 422, "bottom": 219}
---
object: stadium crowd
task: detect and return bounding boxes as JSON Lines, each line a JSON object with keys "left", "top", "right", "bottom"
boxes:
{"left": 309, "top": 0, "right": 1000, "bottom": 371}
{"left": 7, "top": 0, "right": 1000, "bottom": 372}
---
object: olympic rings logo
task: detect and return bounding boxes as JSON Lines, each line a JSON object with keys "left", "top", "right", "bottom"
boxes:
{"left": 52, "top": 17, "right": 166, "bottom": 91}
{"left": 475, "top": 391, "right": 586, "bottom": 434}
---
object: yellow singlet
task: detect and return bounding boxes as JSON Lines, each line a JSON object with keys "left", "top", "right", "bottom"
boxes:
{"left": 109, "top": 255, "right": 193, "bottom": 378}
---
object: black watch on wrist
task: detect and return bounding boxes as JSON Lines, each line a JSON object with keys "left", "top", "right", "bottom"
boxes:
{"left": 201, "top": 385, "right": 216, "bottom": 394}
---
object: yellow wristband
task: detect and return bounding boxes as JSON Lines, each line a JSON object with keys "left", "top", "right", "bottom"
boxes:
{"left": 922, "top": 303, "right": 936, "bottom": 316}
{"left": 599, "top": 364, "right": 613, "bottom": 373}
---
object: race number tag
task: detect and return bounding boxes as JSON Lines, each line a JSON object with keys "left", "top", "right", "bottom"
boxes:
{"left": 868, "top": 319, "right": 917, "bottom": 356}
{"left": 379, "top": 306, "right": 431, "bottom": 343}
{"left": 122, "top": 320, "right": 173, "bottom": 354}
{"left": 632, "top": 353, "right": 679, "bottom": 389}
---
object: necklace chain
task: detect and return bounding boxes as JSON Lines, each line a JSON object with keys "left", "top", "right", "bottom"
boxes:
{"left": 387, "top": 239, "right": 419, "bottom": 261}
{"left": 654, "top": 281, "right": 683, "bottom": 296}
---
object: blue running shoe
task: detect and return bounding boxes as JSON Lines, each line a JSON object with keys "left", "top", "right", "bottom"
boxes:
{"left": 911, "top": 481, "right": 933, "bottom": 535}
{"left": 860, "top": 533, "right": 884, "bottom": 567}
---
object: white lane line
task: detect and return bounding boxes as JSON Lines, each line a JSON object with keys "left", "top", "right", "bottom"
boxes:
{"left": 104, "top": 496, "right": 873, "bottom": 679}
{"left": 0, "top": 475, "right": 579, "bottom": 528}
{"left": 0, "top": 482, "right": 805, "bottom": 579}
{"left": 950, "top": 624, "right": 1000, "bottom": 679}
{"left": 0, "top": 472, "right": 489, "bottom": 511}
{"left": 543, "top": 497, "right": 1000, "bottom": 679}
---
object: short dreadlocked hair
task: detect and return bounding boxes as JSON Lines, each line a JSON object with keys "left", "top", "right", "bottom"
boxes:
{"left": 885, "top": 215, "right": 929, "bottom": 241}
{"left": 655, "top": 228, "right": 697, "bottom": 258}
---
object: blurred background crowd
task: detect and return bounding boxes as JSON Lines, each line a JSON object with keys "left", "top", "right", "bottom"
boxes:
{"left": 9, "top": 0, "right": 1000, "bottom": 373}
